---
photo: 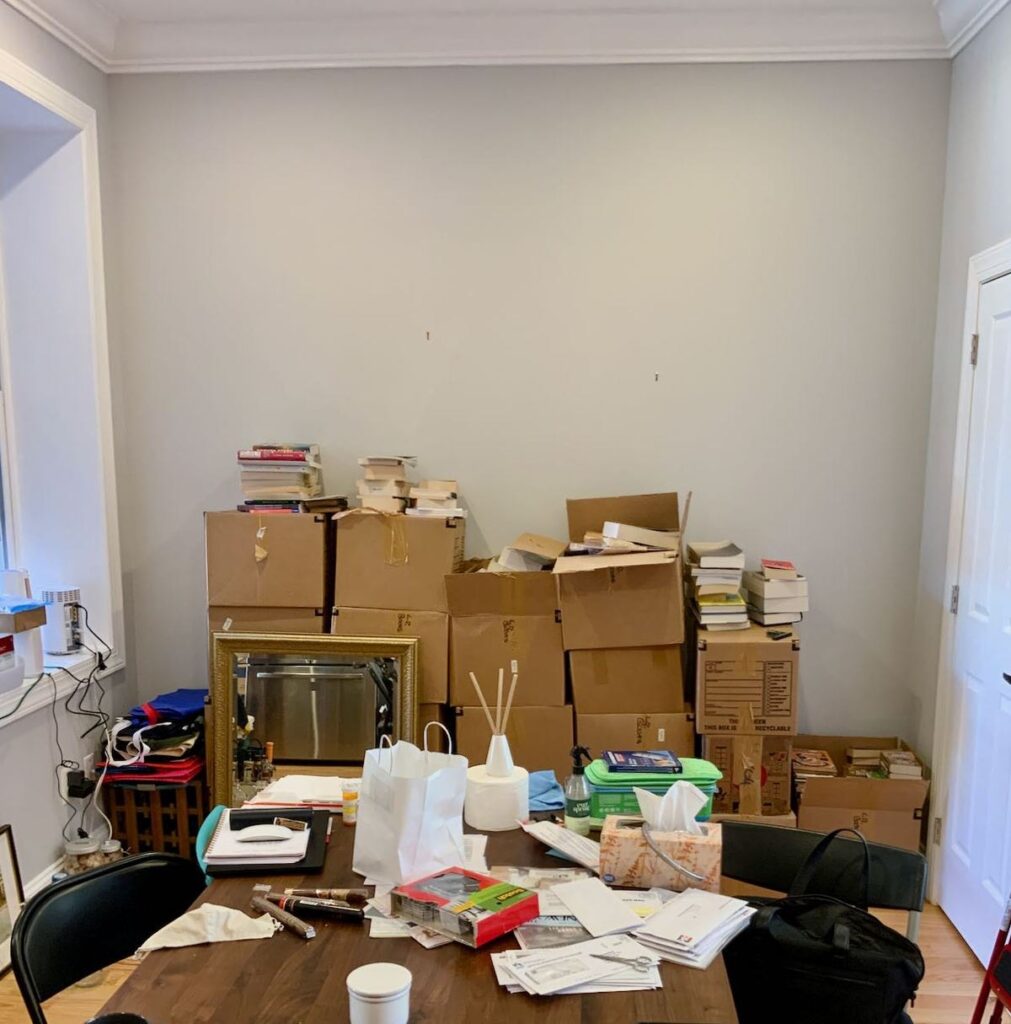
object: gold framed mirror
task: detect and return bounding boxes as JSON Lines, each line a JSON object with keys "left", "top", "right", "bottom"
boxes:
{"left": 209, "top": 632, "right": 418, "bottom": 807}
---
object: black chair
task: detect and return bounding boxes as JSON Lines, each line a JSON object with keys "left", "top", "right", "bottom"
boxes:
{"left": 11, "top": 852, "right": 205, "bottom": 1024}
{"left": 720, "top": 820, "right": 927, "bottom": 939}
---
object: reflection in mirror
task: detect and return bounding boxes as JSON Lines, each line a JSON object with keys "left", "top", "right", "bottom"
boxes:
{"left": 209, "top": 633, "right": 418, "bottom": 808}
{"left": 233, "top": 653, "right": 400, "bottom": 805}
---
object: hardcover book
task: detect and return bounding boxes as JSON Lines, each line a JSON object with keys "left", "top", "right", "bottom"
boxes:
{"left": 602, "top": 750, "right": 682, "bottom": 774}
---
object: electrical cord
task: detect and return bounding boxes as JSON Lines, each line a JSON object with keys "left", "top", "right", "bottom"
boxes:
{"left": 50, "top": 672, "right": 85, "bottom": 841}
{"left": 0, "top": 671, "right": 46, "bottom": 722}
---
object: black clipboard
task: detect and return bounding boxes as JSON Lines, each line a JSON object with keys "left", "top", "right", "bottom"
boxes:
{"left": 206, "top": 807, "right": 329, "bottom": 877}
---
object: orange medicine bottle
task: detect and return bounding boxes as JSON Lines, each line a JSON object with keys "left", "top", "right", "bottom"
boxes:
{"left": 342, "top": 783, "right": 359, "bottom": 826}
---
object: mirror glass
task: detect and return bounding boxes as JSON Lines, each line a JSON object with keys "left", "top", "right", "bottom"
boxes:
{"left": 213, "top": 637, "right": 417, "bottom": 808}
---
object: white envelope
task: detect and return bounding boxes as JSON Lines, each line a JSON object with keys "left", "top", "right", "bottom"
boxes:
{"left": 550, "top": 877, "right": 644, "bottom": 937}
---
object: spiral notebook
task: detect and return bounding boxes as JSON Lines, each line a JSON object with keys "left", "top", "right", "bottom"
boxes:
{"left": 205, "top": 807, "right": 328, "bottom": 876}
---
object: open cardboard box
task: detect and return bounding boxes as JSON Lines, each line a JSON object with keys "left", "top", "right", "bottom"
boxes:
{"left": 795, "top": 734, "right": 930, "bottom": 852}
{"left": 555, "top": 493, "right": 684, "bottom": 650}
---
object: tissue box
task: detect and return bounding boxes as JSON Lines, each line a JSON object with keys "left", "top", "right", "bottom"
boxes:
{"left": 599, "top": 816, "right": 722, "bottom": 893}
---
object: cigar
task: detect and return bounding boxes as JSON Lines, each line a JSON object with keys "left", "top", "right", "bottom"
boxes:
{"left": 265, "top": 893, "right": 364, "bottom": 921}
{"left": 251, "top": 895, "right": 315, "bottom": 939}
{"left": 282, "top": 887, "right": 368, "bottom": 907}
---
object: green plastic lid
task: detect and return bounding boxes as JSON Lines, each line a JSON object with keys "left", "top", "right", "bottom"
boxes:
{"left": 585, "top": 757, "right": 722, "bottom": 789}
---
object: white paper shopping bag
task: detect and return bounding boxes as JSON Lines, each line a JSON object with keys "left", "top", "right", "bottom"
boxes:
{"left": 353, "top": 727, "right": 468, "bottom": 885}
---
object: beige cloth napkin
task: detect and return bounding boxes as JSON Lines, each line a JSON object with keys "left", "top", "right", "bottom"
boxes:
{"left": 138, "top": 904, "right": 279, "bottom": 952}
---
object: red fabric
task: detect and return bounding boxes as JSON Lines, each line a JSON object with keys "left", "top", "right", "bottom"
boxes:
{"left": 141, "top": 702, "right": 159, "bottom": 725}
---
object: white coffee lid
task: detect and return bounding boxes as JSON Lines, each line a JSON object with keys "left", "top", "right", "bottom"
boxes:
{"left": 347, "top": 963, "right": 412, "bottom": 999}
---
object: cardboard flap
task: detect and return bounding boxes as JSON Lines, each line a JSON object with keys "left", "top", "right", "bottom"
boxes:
{"left": 801, "top": 776, "right": 930, "bottom": 810}
{"left": 697, "top": 623, "right": 799, "bottom": 651}
{"left": 445, "top": 570, "right": 558, "bottom": 616}
{"left": 511, "top": 533, "right": 567, "bottom": 561}
{"left": 566, "top": 493, "right": 679, "bottom": 543}
{"left": 553, "top": 550, "right": 678, "bottom": 574}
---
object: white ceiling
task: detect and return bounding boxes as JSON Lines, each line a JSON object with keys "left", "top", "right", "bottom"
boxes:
{"left": 4, "top": 0, "right": 1008, "bottom": 73}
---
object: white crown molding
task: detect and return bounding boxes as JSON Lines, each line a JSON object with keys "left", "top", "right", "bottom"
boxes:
{"left": 10, "top": 0, "right": 1009, "bottom": 73}
{"left": 4, "top": 0, "right": 116, "bottom": 71}
{"left": 935, "top": 0, "right": 1011, "bottom": 53}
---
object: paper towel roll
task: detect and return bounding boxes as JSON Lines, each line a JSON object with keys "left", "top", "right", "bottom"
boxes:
{"left": 464, "top": 764, "right": 529, "bottom": 832}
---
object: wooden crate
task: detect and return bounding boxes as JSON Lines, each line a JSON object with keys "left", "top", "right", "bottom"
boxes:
{"left": 105, "top": 780, "right": 209, "bottom": 859}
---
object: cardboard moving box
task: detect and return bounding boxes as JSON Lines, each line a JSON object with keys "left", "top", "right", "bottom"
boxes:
{"left": 794, "top": 734, "right": 930, "bottom": 852}
{"left": 703, "top": 735, "right": 792, "bottom": 816}
{"left": 333, "top": 607, "right": 449, "bottom": 704}
{"left": 556, "top": 493, "right": 684, "bottom": 650}
{"left": 446, "top": 572, "right": 564, "bottom": 707}
{"left": 209, "top": 606, "right": 326, "bottom": 636}
{"left": 335, "top": 512, "right": 464, "bottom": 612}
{"left": 454, "top": 705, "right": 573, "bottom": 782}
{"left": 569, "top": 646, "right": 685, "bottom": 714}
{"left": 696, "top": 624, "right": 799, "bottom": 735}
{"left": 576, "top": 712, "right": 695, "bottom": 760}
{"left": 206, "top": 511, "right": 330, "bottom": 608}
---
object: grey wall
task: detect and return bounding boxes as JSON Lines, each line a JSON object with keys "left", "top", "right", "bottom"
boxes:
{"left": 108, "top": 60, "right": 951, "bottom": 737}
{"left": 911, "top": 5, "right": 1011, "bottom": 759}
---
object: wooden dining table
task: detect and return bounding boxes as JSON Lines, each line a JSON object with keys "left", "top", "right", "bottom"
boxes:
{"left": 101, "top": 823, "right": 740, "bottom": 1023}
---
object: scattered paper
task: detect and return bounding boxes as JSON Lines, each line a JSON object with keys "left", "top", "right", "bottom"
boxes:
{"left": 369, "top": 918, "right": 415, "bottom": 938}
{"left": 521, "top": 821, "right": 601, "bottom": 872}
{"left": 514, "top": 916, "right": 590, "bottom": 950}
{"left": 550, "top": 877, "right": 644, "bottom": 938}
{"left": 492, "top": 935, "right": 661, "bottom": 996}
{"left": 412, "top": 926, "right": 453, "bottom": 949}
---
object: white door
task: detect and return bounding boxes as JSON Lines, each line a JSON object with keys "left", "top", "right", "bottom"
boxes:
{"left": 938, "top": 271, "right": 1011, "bottom": 962}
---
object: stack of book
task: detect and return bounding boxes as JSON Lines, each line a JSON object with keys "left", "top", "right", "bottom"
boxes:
{"left": 356, "top": 456, "right": 416, "bottom": 512}
{"left": 407, "top": 479, "right": 466, "bottom": 518}
{"left": 598, "top": 522, "right": 681, "bottom": 552}
{"left": 844, "top": 746, "right": 887, "bottom": 778}
{"left": 791, "top": 748, "right": 838, "bottom": 797}
{"left": 687, "top": 541, "right": 748, "bottom": 631}
{"left": 237, "top": 444, "right": 323, "bottom": 511}
{"left": 880, "top": 749, "right": 923, "bottom": 779}
{"left": 743, "top": 559, "right": 809, "bottom": 625}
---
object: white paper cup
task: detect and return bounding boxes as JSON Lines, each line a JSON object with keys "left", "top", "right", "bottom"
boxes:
{"left": 347, "top": 963, "right": 412, "bottom": 1024}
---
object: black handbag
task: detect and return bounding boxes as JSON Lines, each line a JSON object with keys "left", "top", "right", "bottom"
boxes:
{"left": 723, "top": 828, "right": 925, "bottom": 1024}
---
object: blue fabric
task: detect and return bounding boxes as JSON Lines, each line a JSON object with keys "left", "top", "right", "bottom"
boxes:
{"left": 195, "top": 804, "right": 227, "bottom": 885}
{"left": 529, "top": 769, "right": 564, "bottom": 812}
{"left": 127, "top": 688, "right": 208, "bottom": 728}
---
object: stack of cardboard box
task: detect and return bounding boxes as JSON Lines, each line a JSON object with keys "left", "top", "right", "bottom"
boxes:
{"left": 206, "top": 511, "right": 334, "bottom": 635}
{"left": 333, "top": 510, "right": 465, "bottom": 735}
{"left": 447, "top": 569, "right": 572, "bottom": 780}
{"left": 556, "top": 494, "right": 692, "bottom": 761}
{"left": 696, "top": 623, "right": 800, "bottom": 825}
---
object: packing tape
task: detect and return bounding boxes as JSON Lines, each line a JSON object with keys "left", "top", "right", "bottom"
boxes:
{"left": 254, "top": 519, "right": 268, "bottom": 564}
{"left": 334, "top": 507, "right": 409, "bottom": 567}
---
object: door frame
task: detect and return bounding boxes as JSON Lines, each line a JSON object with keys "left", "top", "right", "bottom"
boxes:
{"left": 928, "top": 236, "right": 1011, "bottom": 904}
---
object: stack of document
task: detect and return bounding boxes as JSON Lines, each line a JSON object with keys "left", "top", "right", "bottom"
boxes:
{"left": 242, "top": 774, "right": 359, "bottom": 809}
{"left": 492, "top": 935, "right": 662, "bottom": 995}
{"left": 635, "top": 888, "right": 755, "bottom": 969}
{"left": 204, "top": 810, "right": 310, "bottom": 867}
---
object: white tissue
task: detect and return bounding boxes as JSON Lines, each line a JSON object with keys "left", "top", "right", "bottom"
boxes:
{"left": 138, "top": 904, "right": 279, "bottom": 952}
{"left": 634, "top": 781, "right": 707, "bottom": 834}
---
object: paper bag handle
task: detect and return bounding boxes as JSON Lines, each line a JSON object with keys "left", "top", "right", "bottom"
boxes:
{"left": 641, "top": 822, "right": 708, "bottom": 883}
{"left": 423, "top": 721, "right": 453, "bottom": 755}
{"left": 378, "top": 733, "right": 394, "bottom": 770}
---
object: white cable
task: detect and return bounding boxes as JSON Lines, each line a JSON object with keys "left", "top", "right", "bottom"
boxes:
{"left": 89, "top": 726, "right": 114, "bottom": 840}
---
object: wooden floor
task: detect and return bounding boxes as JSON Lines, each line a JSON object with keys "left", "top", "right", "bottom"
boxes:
{"left": 0, "top": 902, "right": 991, "bottom": 1024}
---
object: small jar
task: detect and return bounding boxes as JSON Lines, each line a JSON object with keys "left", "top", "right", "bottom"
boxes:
{"left": 347, "top": 963, "right": 411, "bottom": 1024}
{"left": 64, "top": 838, "right": 102, "bottom": 875}
{"left": 342, "top": 783, "right": 359, "bottom": 826}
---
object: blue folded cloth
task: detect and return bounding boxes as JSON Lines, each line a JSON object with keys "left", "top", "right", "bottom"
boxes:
{"left": 528, "top": 769, "right": 564, "bottom": 812}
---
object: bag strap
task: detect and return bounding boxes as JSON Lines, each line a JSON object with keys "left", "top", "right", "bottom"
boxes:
{"left": 789, "top": 827, "right": 871, "bottom": 908}
{"left": 423, "top": 721, "right": 453, "bottom": 755}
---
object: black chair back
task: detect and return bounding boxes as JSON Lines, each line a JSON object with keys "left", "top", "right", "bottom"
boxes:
{"left": 12, "top": 852, "right": 205, "bottom": 1024}
{"left": 720, "top": 820, "right": 927, "bottom": 912}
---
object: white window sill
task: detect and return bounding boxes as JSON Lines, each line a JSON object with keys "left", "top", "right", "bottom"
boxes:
{"left": 0, "top": 652, "right": 126, "bottom": 730}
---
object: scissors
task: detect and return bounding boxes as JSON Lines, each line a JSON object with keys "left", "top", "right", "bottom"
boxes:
{"left": 592, "top": 952, "right": 656, "bottom": 974}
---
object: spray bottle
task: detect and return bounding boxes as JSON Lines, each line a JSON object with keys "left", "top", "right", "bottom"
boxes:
{"left": 564, "top": 745, "right": 592, "bottom": 835}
